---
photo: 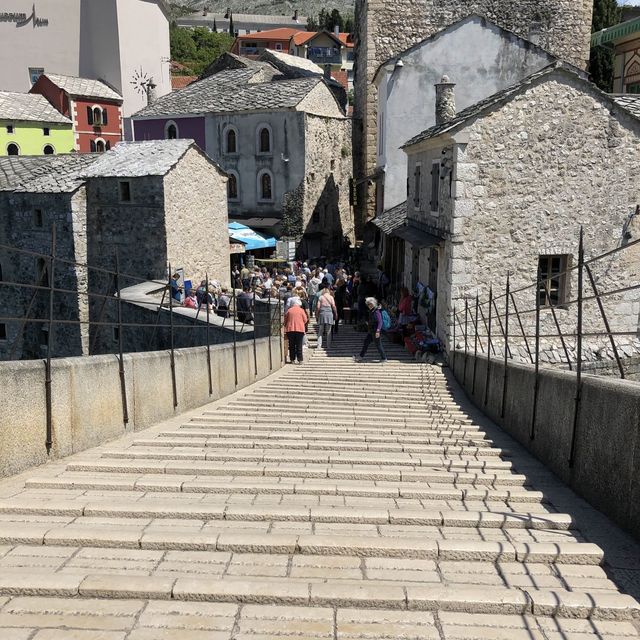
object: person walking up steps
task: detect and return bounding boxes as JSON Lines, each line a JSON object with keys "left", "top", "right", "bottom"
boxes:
{"left": 283, "top": 298, "right": 307, "bottom": 364}
{"left": 316, "top": 287, "right": 337, "bottom": 350}
{"left": 354, "top": 297, "right": 387, "bottom": 363}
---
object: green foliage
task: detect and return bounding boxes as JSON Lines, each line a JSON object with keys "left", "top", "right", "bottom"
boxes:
{"left": 589, "top": 0, "right": 621, "bottom": 92}
{"left": 170, "top": 25, "right": 234, "bottom": 76}
{"left": 307, "top": 9, "right": 354, "bottom": 33}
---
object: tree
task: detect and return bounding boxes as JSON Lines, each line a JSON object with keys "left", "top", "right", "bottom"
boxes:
{"left": 213, "top": 18, "right": 217, "bottom": 32}
{"left": 228, "top": 12, "right": 234, "bottom": 36}
{"left": 344, "top": 16, "right": 354, "bottom": 34}
{"left": 329, "top": 9, "right": 345, "bottom": 32}
{"left": 306, "top": 15, "right": 318, "bottom": 31}
{"left": 170, "top": 24, "right": 234, "bottom": 76}
{"left": 589, "top": 0, "right": 621, "bottom": 92}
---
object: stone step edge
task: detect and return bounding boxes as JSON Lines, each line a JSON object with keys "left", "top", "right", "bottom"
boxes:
{"left": 23, "top": 478, "right": 545, "bottom": 502}
{"left": 0, "top": 529, "right": 602, "bottom": 564}
{"left": 0, "top": 501, "right": 573, "bottom": 529}
{"left": 0, "top": 573, "right": 634, "bottom": 620}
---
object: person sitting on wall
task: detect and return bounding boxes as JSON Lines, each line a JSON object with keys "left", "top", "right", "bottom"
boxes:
{"left": 183, "top": 289, "right": 198, "bottom": 309}
{"left": 170, "top": 273, "right": 183, "bottom": 303}
{"left": 217, "top": 288, "right": 230, "bottom": 318}
{"left": 237, "top": 286, "right": 254, "bottom": 324}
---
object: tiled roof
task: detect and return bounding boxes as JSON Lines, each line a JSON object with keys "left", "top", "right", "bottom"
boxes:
{"left": 291, "top": 30, "right": 354, "bottom": 47}
{"left": 402, "top": 63, "right": 637, "bottom": 149}
{"left": 0, "top": 92, "right": 72, "bottom": 125}
{"left": 235, "top": 27, "right": 304, "bottom": 41}
{"left": 614, "top": 95, "right": 640, "bottom": 119}
{"left": 81, "top": 139, "right": 196, "bottom": 178}
{"left": 372, "top": 201, "right": 407, "bottom": 235}
{"left": 171, "top": 75, "right": 198, "bottom": 90}
{"left": 43, "top": 74, "right": 123, "bottom": 102}
{"left": 0, "top": 154, "right": 98, "bottom": 193}
{"left": 133, "top": 69, "right": 321, "bottom": 118}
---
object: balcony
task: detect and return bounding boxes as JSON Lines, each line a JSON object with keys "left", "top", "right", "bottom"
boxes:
{"left": 239, "top": 46, "right": 265, "bottom": 57}
{"left": 308, "top": 52, "right": 342, "bottom": 65}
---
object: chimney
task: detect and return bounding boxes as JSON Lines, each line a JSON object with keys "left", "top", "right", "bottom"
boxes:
{"left": 334, "top": 24, "right": 340, "bottom": 36}
{"left": 293, "top": 9, "right": 298, "bottom": 21}
{"left": 146, "top": 78, "right": 157, "bottom": 106}
{"left": 435, "top": 75, "right": 456, "bottom": 125}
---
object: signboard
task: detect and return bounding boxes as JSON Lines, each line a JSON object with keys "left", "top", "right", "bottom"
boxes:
{"left": 276, "top": 240, "right": 296, "bottom": 261}
{"left": 0, "top": 5, "right": 49, "bottom": 27}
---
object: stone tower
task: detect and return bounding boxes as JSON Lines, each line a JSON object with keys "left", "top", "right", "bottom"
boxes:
{"left": 353, "top": 0, "right": 595, "bottom": 232}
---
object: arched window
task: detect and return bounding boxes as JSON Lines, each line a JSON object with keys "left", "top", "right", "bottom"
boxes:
{"left": 257, "top": 125, "right": 272, "bottom": 154}
{"left": 88, "top": 106, "right": 107, "bottom": 126}
{"left": 228, "top": 172, "right": 239, "bottom": 200}
{"left": 7, "top": 143, "right": 19, "bottom": 156}
{"left": 165, "top": 121, "right": 178, "bottom": 140}
{"left": 223, "top": 125, "right": 238, "bottom": 154}
{"left": 93, "top": 139, "right": 106, "bottom": 153}
{"left": 258, "top": 170, "right": 273, "bottom": 201}
{"left": 43, "top": 144, "right": 55, "bottom": 155}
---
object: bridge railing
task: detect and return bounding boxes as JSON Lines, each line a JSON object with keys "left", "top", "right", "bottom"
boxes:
{"left": 446, "top": 224, "right": 640, "bottom": 467}
{"left": 0, "top": 225, "right": 284, "bottom": 455}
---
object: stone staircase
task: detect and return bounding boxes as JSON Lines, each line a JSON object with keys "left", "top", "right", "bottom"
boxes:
{"left": 0, "top": 324, "right": 638, "bottom": 638}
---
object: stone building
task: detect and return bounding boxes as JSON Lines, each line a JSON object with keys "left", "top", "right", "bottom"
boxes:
{"left": 352, "top": 0, "right": 595, "bottom": 232}
{"left": 400, "top": 64, "right": 640, "bottom": 366}
{"left": 131, "top": 53, "right": 353, "bottom": 258}
{"left": 0, "top": 140, "right": 230, "bottom": 360}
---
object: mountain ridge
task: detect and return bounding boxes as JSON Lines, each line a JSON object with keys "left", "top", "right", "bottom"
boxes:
{"left": 171, "top": 0, "right": 355, "bottom": 18}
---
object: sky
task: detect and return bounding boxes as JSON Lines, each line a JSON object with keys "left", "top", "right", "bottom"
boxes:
{"left": 619, "top": 0, "right": 640, "bottom": 5}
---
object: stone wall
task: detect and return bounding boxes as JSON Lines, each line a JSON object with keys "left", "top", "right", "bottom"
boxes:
{"left": 163, "top": 146, "right": 230, "bottom": 286}
{"left": 298, "top": 115, "right": 354, "bottom": 258}
{"left": 408, "top": 71, "right": 640, "bottom": 365}
{"left": 353, "top": 0, "right": 594, "bottom": 228}
{"left": 0, "top": 188, "right": 89, "bottom": 361}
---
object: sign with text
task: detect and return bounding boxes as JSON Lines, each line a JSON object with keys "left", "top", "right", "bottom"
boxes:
{"left": 0, "top": 4, "right": 49, "bottom": 27}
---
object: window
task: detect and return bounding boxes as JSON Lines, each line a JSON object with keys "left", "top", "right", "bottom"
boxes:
{"left": 29, "top": 67, "right": 44, "bottom": 86}
{"left": 34, "top": 209, "right": 43, "bottom": 228}
{"left": 119, "top": 181, "right": 132, "bottom": 202}
{"left": 43, "top": 127, "right": 50, "bottom": 136}
{"left": 7, "top": 143, "right": 19, "bottom": 156}
{"left": 628, "top": 82, "right": 640, "bottom": 94}
{"left": 0, "top": 323, "right": 6, "bottom": 341}
{"left": 275, "top": 43, "right": 283, "bottom": 51}
{"left": 36, "top": 258, "right": 48, "bottom": 286}
{"left": 258, "top": 170, "right": 273, "bottom": 201}
{"left": 430, "top": 161, "right": 440, "bottom": 213}
{"left": 257, "top": 125, "right": 272, "bottom": 154}
{"left": 537, "top": 255, "right": 570, "bottom": 307}
{"left": 87, "top": 106, "right": 107, "bottom": 126}
{"left": 94, "top": 139, "right": 106, "bottom": 153}
{"left": 6, "top": 125, "right": 14, "bottom": 134}
{"left": 224, "top": 126, "right": 238, "bottom": 154}
{"left": 227, "top": 172, "right": 239, "bottom": 200}
{"left": 43, "top": 145, "right": 55, "bottom": 155}
{"left": 165, "top": 121, "right": 178, "bottom": 140}
{"left": 413, "top": 163, "right": 421, "bottom": 208}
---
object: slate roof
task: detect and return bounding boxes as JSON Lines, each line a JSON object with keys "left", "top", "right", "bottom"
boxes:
{"left": 81, "top": 139, "right": 196, "bottom": 178}
{"left": 0, "top": 92, "right": 72, "bottom": 125}
{"left": 0, "top": 155, "right": 98, "bottom": 193}
{"left": 259, "top": 49, "right": 324, "bottom": 77}
{"left": 372, "top": 201, "right": 407, "bottom": 234}
{"left": 133, "top": 69, "right": 322, "bottom": 118}
{"left": 402, "top": 63, "right": 640, "bottom": 149}
{"left": 614, "top": 95, "right": 640, "bottom": 119}
{"left": 43, "top": 74, "right": 123, "bottom": 102}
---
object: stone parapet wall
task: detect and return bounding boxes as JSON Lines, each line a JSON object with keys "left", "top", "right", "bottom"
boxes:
{"left": 0, "top": 336, "right": 283, "bottom": 478}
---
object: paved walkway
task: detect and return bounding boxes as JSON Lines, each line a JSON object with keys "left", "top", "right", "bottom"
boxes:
{"left": 0, "top": 325, "right": 639, "bottom": 639}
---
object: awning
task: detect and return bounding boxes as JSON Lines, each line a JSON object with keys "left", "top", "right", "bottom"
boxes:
{"left": 228, "top": 222, "right": 276, "bottom": 251}
{"left": 591, "top": 17, "right": 640, "bottom": 46}
{"left": 392, "top": 223, "right": 442, "bottom": 249}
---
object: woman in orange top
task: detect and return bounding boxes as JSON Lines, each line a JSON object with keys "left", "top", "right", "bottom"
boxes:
{"left": 283, "top": 298, "right": 308, "bottom": 364}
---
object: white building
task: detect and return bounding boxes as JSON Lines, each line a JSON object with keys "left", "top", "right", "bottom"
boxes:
{"left": 0, "top": 0, "right": 171, "bottom": 133}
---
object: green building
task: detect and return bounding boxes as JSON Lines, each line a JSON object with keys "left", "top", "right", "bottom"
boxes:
{"left": 0, "top": 92, "right": 74, "bottom": 157}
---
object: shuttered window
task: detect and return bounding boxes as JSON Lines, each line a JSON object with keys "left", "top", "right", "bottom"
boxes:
{"left": 430, "top": 162, "right": 440, "bottom": 213}
{"left": 413, "top": 164, "right": 421, "bottom": 208}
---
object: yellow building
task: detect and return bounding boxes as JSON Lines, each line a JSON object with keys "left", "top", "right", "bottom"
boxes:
{"left": 0, "top": 92, "right": 74, "bottom": 156}
{"left": 592, "top": 17, "right": 640, "bottom": 94}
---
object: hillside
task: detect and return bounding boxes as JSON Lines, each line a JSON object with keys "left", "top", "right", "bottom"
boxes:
{"left": 171, "top": 0, "right": 355, "bottom": 19}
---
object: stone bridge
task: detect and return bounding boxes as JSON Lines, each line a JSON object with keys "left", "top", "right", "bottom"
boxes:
{"left": 0, "top": 325, "right": 639, "bottom": 639}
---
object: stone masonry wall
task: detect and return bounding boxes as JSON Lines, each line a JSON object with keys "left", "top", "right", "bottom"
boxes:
{"left": 300, "top": 115, "right": 354, "bottom": 257}
{"left": 353, "top": 0, "right": 594, "bottom": 230}
{"left": 163, "top": 147, "right": 230, "bottom": 287}
{"left": 441, "top": 73, "right": 640, "bottom": 366}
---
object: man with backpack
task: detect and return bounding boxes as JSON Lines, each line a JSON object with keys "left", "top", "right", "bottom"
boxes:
{"left": 354, "top": 297, "right": 388, "bottom": 364}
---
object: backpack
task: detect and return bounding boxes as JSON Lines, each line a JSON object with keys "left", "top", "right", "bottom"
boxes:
{"left": 381, "top": 309, "right": 392, "bottom": 331}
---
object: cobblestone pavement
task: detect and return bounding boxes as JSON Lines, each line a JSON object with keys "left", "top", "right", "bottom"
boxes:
{"left": 0, "top": 325, "right": 639, "bottom": 638}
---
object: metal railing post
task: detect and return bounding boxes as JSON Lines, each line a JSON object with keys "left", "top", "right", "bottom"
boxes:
{"left": 452, "top": 305, "right": 456, "bottom": 371}
{"left": 585, "top": 263, "right": 625, "bottom": 379}
{"left": 268, "top": 289, "right": 273, "bottom": 371}
{"left": 45, "top": 223, "right": 57, "bottom": 455}
{"left": 478, "top": 303, "right": 496, "bottom": 356}
{"left": 484, "top": 286, "right": 493, "bottom": 406}
{"left": 501, "top": 273, "right": 510, "bottom": 418}
{"left": 540, "top": 279, "right": 573, "bottom": 371}
{"left": 232, "top": 286, "right": 238, "bottom": 386}
{"left": 464, "top": 298, "right": 469, "bottom": 385}
{"left": 168, "top": 264, "right": 178, "bottom": 408}
{"left": 253, "top": 287, "right": 258, "bottom": 377}
{"left": 569, "top": 228, "right": 584, "bottom": 467}
{"left": 530, "top": 264, "right": 541, "bottom": 440}
{"left": 510, "top": 292, "right": 534, "bottom": 364}
{"left": 205, "top": 272, "right": 213, "bottom": 396}
{"left": 472, "top": 294, "right": 479, "bottom": 395}
{"left": 114, "top": 251, "right": 129, "bottom": 425}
